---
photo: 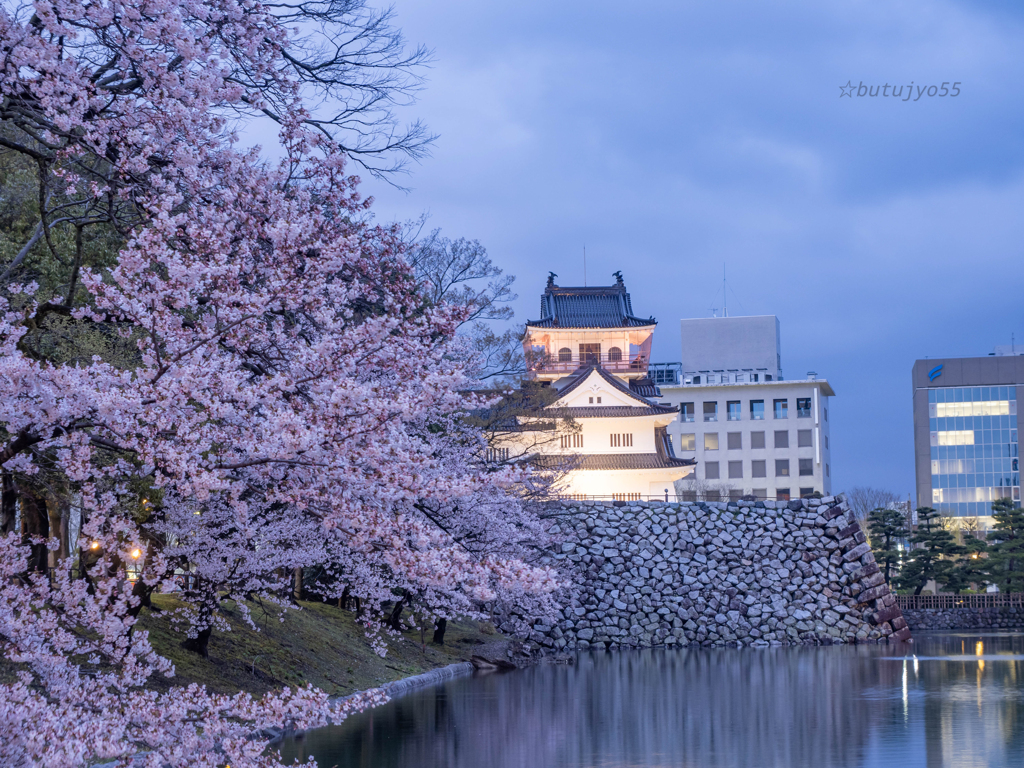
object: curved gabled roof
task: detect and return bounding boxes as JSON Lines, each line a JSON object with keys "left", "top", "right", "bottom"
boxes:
{"left": 526, "top": 273, "right": 656, "bottom": 329}
{"left": 550, "top": 365, "right": 675, "bottom": 415}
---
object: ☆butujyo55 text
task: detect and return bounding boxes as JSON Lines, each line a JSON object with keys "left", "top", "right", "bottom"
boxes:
{"left": 839, "top": 81, "right": 961, "bottom": 100}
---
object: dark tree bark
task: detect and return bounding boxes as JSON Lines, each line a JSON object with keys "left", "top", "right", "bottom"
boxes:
{"left": 387, "top": 596, "right": 406, "bottom": 631}
{"left": 1, "top": 472, "right": 16, "bottom": 535}
{"left": 20, "top": 488, "right": 49, "bottom": 573}
{"left": 182, "top": 626, "right": 213, "bottom": 658}
{"left": 431, "top": 618, "right": 447, "bottom": 645}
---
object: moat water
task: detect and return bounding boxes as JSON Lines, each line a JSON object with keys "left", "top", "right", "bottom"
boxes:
{"left": 279, "top": 631, "right": 1024, "bottom": 768}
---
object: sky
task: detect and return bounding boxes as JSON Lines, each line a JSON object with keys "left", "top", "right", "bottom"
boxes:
{"left": 348, "top": 0, "right": 1024, "bottom": 500}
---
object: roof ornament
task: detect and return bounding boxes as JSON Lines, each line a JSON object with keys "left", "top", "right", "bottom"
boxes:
{"left": 613, "top": 270, "right": 624, "bottom": 286}
{"left": 547, "top": 271, "right": 558, "bottom": 288}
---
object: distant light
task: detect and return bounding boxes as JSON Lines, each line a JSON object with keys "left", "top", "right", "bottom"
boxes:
{"left": 131, "top": 548, "right": 142, "bottom": 559}
{"left": 90, "top": 541, "right": 100, "bottom": 550}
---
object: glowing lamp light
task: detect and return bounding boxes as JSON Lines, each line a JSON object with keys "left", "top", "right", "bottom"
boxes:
{"left": 131, "top": 548, "right": 142, "bottom": 559}
{"left": 90, "top": 541, "right": 100, "bottom": 550}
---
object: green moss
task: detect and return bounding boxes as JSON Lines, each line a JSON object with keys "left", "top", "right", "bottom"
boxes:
{"left": 139, "top": 595, "right": 499, "bottom": 698}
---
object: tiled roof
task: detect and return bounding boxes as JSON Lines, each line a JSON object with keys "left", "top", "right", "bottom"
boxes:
{"left": 526, "top": 273, "right": 655, "bottom": 329}
{"left": 628, "top": 376, "right": 662, "bottom": 398}
{"left": 534, "top": 452, "right": 696, "bottom": 471}
{"left": 532, "top": 427, "right": 696, "bottom": 471}
{"left": 545, "top": 405, "right": 677, "bottom": 418}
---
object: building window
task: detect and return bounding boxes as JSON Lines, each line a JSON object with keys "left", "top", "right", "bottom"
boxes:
{"left": 826, "top": 463, "right": 830, "bottom": 477}
{"left": 750, "top": 400, "right": 765, "bottom": 420}
{"left": 825, "top": 435, "right": 829, "bottom": 449}
{"left": 774, "top": 430, "right": 789, "bottom": 449}
{"left": 727, "top": 432, "right": 742, "bottom": 450}
{"left": 775, "top": 459, "right": 790, "bottom": 477}
{"left": 729, "top": 489, "right": 743, "bottom": 502}
{"left": 752, "top": 487, "right": 767, "bottom": 499}
{"left": 800, "top": 487, "right": 815, "bottom": 498}
{"left": 798, "top": 429, "right": 813, "bottom": 448}
{"left": 705, "top": 461, "right": 720, "bottom": 479}
{"left": 773, "top": 399, "right": 788, "bottom": 419}
{"left": 824, "top": 408, "right": 828, "bottom": 421}
{"left": 608, "top": 346, "right": 622, "bottom": 362}
{"left": 727, "top": 401, "right": 741, "bottom": 421}
{"left": 706, "top": 490, "right": 721, "bottom": 502}
{"left": 796, "top": 397, "right": 811, "bottom": 418}
{"left": 799, "top": 458, "right": 813, "bottom": 476}
{"left": 680, "top": 403, "right": 695, "bottom": 422}
{"left": 776, "top": 488, "right": 791, "bottom": 501}
{"left": 692, "top": 375, "right": 701, "bottom": 385}
{"left": 752, "top": 460, "right": 767, "bottom": 478}
{"left": 558, "top": 347, "right": 572, "bottom": 362}
{"left": 704, "top": 402, "right": 718, "bottom": 422}
{"left": 681, "top": 490, "right": 697, "bottom": 502}
{"left": 580, "top": 344, "right": 602, "bottom": 364}
{"left": 560, "top": 434, "right": 583, "bottom": 449}
{"left": 751, "top": 431, "right": 766, "bottom": 449}
{"left": 728, "top": 460, "right": 743, "bottom": 479}
{"left": 589, "top": 396, "right": 593, "bottom": 403}
{"left": 679, "top": 433, "right": 696, "bottom": 451}
{"left": 704, "top": 433, "right": 719, "bottom": 450}
{"left": 610, "top": 433, "right": 633, "bottom": 448}
{"left": 485, "top": 447, "right": 510, "bottom": 462}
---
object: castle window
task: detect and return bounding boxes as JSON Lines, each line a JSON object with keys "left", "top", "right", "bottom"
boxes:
{"left": 610, "top": 433, "right": 633, "bottom": 448}
{"left": 560, "top": 434, "right": 583, "bottom": 449}
{"left": 608, "top": 347, "right": 622, "bottom": 362}
{"left": 558, "top": 347, "right": 572, "bottom": 362}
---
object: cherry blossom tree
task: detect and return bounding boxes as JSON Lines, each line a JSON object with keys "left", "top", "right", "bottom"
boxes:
{"left": 0, "top": 0, "right": 557, "bottom": 764}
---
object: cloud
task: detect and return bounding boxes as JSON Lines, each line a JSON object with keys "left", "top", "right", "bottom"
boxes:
{"left": 357, "top": 0, "right": 1024, "bottom": 497}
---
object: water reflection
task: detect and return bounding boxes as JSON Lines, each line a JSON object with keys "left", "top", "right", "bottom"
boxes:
{"left": 280, "top": 632, "right": 1024, "bottom": 768}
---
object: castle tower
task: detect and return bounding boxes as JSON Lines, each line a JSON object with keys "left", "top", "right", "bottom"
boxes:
{"left": 516, "top": 272, "right": 696, "bottom": 500}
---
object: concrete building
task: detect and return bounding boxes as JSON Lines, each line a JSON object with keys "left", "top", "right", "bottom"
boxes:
{"left": 509, "top": 272, "right": 696, "bottom": 500}
{"left": 912, "top": 351, "right": 1023, "bottom": 524}
{"left": 651, "top": 315, "right": 834, "bottom": 502}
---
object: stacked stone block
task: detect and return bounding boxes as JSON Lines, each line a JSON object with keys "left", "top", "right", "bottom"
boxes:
{"left": 902, "top": 607, "right": 1024, "bottom": 630}
{"left": 531, "top": 496, "right": 911, "bottom": 649}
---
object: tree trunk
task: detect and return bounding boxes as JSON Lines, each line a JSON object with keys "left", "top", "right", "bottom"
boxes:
{"left": 20, "top": 488, "right": 49, "bottom": 574}
{"left": 432, "top": 618, "right": 447, "bottom": 645}
{"left": 387, "top": 597, "right": 406, "bottom": 632}
{"left": 293, "top": 566, "right": 303, "bottom": 601}
{"left": 1, "top": 472, "right": 17, "bottom": 535}
{"left": 182, "top": 625, "right": 213, "bottom": 658}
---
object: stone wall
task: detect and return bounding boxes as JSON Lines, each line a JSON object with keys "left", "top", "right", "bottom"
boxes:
{"left": 902, "top": 607, "right": 1024, "bottom": 631}
{"left": 530, "top": 496, "right": 910, "bottom": 649}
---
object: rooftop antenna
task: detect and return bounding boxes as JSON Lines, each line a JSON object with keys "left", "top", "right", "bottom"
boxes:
{"left": 723, "top": 264, "right": 727, "bottom": 318}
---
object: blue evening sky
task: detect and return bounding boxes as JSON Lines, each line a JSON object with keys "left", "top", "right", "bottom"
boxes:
{"left": 356, "top": 0, "right": 1024, "bottom": 501}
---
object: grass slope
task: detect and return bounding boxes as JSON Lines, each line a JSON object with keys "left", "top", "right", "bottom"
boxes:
{"left": 139, "top": 595, "right": 499, "bottom": 698}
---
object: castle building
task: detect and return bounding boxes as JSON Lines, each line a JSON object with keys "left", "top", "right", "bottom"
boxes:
{"left": 515, "top": 272, "right": 696, "bottom": 500}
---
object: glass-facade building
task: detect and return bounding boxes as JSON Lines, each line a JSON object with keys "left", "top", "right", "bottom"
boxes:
{"left": 927, "top": 386, "right": 1018, "bottom": 515}
{"left": 913, "top": 355, "right": 1024, "bottom": 523}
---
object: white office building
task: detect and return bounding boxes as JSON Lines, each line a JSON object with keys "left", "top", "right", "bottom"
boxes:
{"left": 651, "top": 316, "right": 835, "bottom": 502}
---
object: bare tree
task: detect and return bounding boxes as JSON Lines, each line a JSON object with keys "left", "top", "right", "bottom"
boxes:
{"left": 845, "top": 487, "right": 902, "bottom": 523}
{"left": 405, "top": 225, "right": 523, "bottom": 381}
{"left": 252, "top": 0, "right": 435, "bottom": 177}
{"left": 675, "top": 475, "right": 732, "bottom": 503}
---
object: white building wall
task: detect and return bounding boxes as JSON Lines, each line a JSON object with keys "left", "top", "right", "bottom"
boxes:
{"left": 680, "top": 316, "right": 781, "bottom": 378}
{"left": 656, "top": 380, "right": 833, "bottom": 500}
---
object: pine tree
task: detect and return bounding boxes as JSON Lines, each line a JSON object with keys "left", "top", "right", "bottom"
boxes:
{"left": 897, "top": 507, "right": 964, "bottom": 595}
{"left": 986, "top": 498, "right": 1024, "bottom": 592}
{"left": 867, "top": 506, "right": 908, "bottom": 587}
